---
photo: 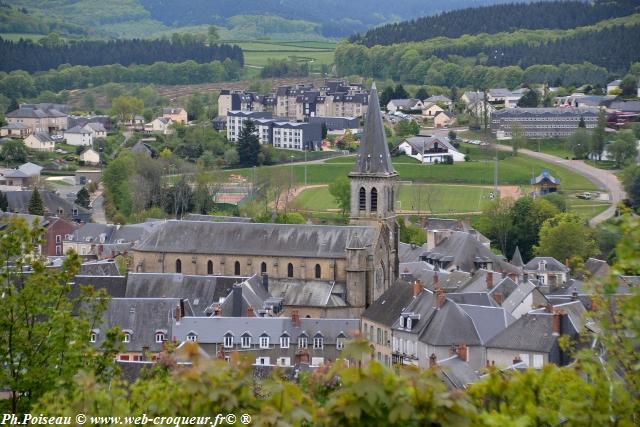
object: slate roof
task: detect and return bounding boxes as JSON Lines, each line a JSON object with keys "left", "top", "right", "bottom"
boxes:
{"left": 19, "top": 162, "right": 43, "bottom": 176}
{"left": 72, "top": 275, "right": 127, "bottom": 298}
{"left": 437, "top": 355, "right": 479, "bottom": 389}
{"left": 65, "top": 125, "right": 90, "bottom": 135}
{"left": 388, "top": 99, "right": 420, "bottom": 108}
{"left": 29, "top": 132, "right": 54, "bottom": 143}
{"left": 6, "top": 107, "right": 48, "bottom": 118}
{"left": 446, "top": 292, "right": 498, "bottom": 307}
{"left": 424, "top": 218, "right": 470, "bottom": 232}
{"left": 457, "top": 304, "right": 514, "bottom": 343}
{"left": 418, "top": 300, "right": 482, "bottom": 346}
{"left": 79, "top": 260, "right": 122, "bottom": 276}
{"left": 268, "top": 279, "right": 347, "bottom": 307}
{"left": 5, "top": 191, "right": 90, "bottom": 219}
{"left": 581, "top": 257, "right": 610, "bottom": 279}
{"left": 511, "top": 246, "right": 524, "bottom": 267}
{"left": 500, "top": 280, "right": 538, "bottom": 314}
{"left": 85, "top": 122, "right": 107, "bottom": 133}
{"left": 125, "top": 273, "right": 244, "bottom": 316}
{"left": 399, "top": 261, "right": 441, "bottom": 288}
{"left": 492, "top": 107, "right": 598, "bottom": 118}
{"left": 162, "top": 108, "right": 185, "bottom": 115}
{"left": 130, "top": 141, "right": 155, "bottom": 157}
{"left": 425, "top": 95, "right": 452, "bottom": 103}
{"left": 361, "top": 279, "right": 414, "bottom": 327}
{"left": 609, "top": 101, "right": 640, "bottom": 113}
{"left": 531, "top": 169, "right": 560, "bottom": 185}
{"left": 531, "top": 300, "right": 587, "bottom": 333}
{"left": 350, "top": 83, "right": 396, "bottom": 176}
{"left": 134, "top": 220, "right": 378, "bottom": 259}
{"left": 401, "top": 136, "right": 458, "bottom": 154}
{"left": 486, "top": 312, "right": 576, "bottom": 353}
{"left": 439, "top": 271, "right": 472, "bottom": 291}
{"left": 0, "top": 212, "right": 47, "bottom": 226}
{"left": 524, "top": 257, "right": 568, "bottom": 272}
{"left": 1, "top": 123, "right": 29, "bottom": 129}
{"left": 219, "top": 275, "right": 273, "bottom": 315}
{"left": 184, "top": 214, "right": 252, "bottom": 223}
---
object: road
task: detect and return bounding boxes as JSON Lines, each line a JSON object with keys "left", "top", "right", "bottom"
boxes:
{"left": 494, "top": 144, "right": 625, "bottom": 225}
{"left": 91, "top": 193, "right": 107, "bottom": 224}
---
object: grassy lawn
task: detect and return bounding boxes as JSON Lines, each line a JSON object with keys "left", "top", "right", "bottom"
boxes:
{"left": 292, "top": 184, "right": 495, "bottom": 214}
{"left": 461, "top": 130, "right": 573, "bottom": 158}
{"left": 222, "top": 40, "right": 336, "bottom": 70}
{"left": 0, "top": 32, "right": 47, "bottom": 41}
{"left": 583, "top": 160, "right": 620, "bottom": 170}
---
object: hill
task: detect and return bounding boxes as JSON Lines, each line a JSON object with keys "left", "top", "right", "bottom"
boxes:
{"left": 352, "top": 0, "right": 639, "bottom": 46}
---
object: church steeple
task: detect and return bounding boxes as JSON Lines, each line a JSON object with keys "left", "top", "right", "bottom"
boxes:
{"left": 349, "top": 82, "right": 398, "bottom": 224}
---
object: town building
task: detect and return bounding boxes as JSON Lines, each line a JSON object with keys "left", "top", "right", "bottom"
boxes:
{"left": 0, "top": 162, "right": 43, "bottom": 187}
{"left": 24, "top": 132, "right": 55, "bottom": 152}
{"left": 83, "top": 122, "right": 107, "bottom": 139}
{"left": 79, "top": 148, "right": 100, "bottom": 166}
{"left": 226, "top": 111, "right": 273, "bottom": 142}
{"left": 64, "top": 125, "right": 93, "bottom": 146}
{"left": 0, "top": 123, "right": 31, "bottom": 139}
{"left": 394, "top": 136, "right": 465, "bottom": 163}
{"left": 308, "top": 116, "right": 359, "bottom": 131}
{"left": 606, "top": 79, "right": 621, "bottom": 95}
{"left": 5, "top": 103, "right": 68, "bottom": 134}
{"left": 272, "top": 122, "right": 323, "bottom": 151}
{"left": 4, "top": 189, "right": 90, "bottom": 222}
{"left": 387, "top": 99, "right": 423, "bottom": 113}
{"left": 144, "top": 117, "right": 174, "bottom": 135}
{"left": 490, "top": 107, "right": 598, "bottom": 139}
{"left": 162, "top": 107, "right": 188, "bottom": 124}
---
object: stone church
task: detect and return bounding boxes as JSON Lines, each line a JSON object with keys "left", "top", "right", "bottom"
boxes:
{"left": 132, "top": 83, "right": 399, "bottom": 316}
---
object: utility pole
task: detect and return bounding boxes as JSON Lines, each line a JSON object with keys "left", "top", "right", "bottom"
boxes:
{"left": 304, "top": 149, "right": 307, "bottom": 187}
{"left": 494, "top": 143, "right": 498, "bottom": 198}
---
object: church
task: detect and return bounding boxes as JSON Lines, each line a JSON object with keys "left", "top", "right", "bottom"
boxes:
{"left": 131, "top": 84, "right": 399, "bottom": 317}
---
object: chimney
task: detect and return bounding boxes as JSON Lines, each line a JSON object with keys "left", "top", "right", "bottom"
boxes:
{"left": 486, "top": 272, "right": 493, "bottom": 290}
{"left": 214, "top": 304, "right": 221, "bottom": 316}
{"left": 507, "top": 272, "right": 517, "bottom": 282}
{"left": 539, "top": 260, "right": 546, "bottom": 271}
{"left": 544, "top": 303, "right": 553, "bottom": 313}
{"left": 291, "top": 310, "right": 300, "bottom": 327}
{"left": 513, "top": 355, "right": 522, "bottom": 365}
{"left": 429, "top": 353, "right": 437, "bottom": 368}
{"left": 436, "top": 287, "right": 445, "bottom": 309}
{"left": 232, "top": 283, "right": 243, "bottom": 317}
{"left": 262, "top": 273, "right": 269, "bottom": 293}
{"left": 571, "top": 288, "right": 578, "bottom": 301}
{"left": 590, "top": 296, "right": 598, "bottom": 311}
{"left": 456, "top": 344, "right": 468, "bottom": 362}
{"left": 247, "top": 306, "right": 254, "bottom": 317}
{"left": 433, "top": 271, "right": 439, "bottom": 287}
{"left": 494, "top": 291, "right": 503, "bottom": 305}
{"left": 174, "top": 303, "right": 181, "bottom": 322}
{"left": 552, "top": 310, "right": 563, "bottom": 336}
{"left": 413, "top": 280, "right": 423, "bottom": 297}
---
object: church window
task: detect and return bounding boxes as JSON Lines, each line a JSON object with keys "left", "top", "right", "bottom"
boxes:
{"left": 234, "top": 261, "right": 241, "bottom": 275}
{"left": 287, "top": 263, "right": 294, "bottom": 277}
{"left": 207, "top": 260, "right": 213, "bottom": 275}
{"left": 261, "top": 262, "right": 267, "bottom": 274}
{"left": 315, "top": 264, "right": 321, "bottom": 279}
{"left": 371, "top": 188, "right": 378, "bottom": 212}
{"left": 175, "top": 259, "right": 182, "bottom": 273}
{"left": 359, "top": 187, "right": 366, "bottom": 211}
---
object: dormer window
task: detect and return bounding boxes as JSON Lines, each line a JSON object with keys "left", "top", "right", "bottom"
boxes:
{"left": 186, "top": 332, "right": 197, "bottom": 342}
{"left": 407, "top": 317, "right": 412, "bottom": 329}
{"left": 241, "top": 333, "right": 252, "bottom": 348}
{"left": 224, "top": 333, "right": 234, "bottom": 348}
{"left": 123, "top": 332, "right": 131, "bottom": 343}
{"left": 155, "top": 332, "right": 165, "bottom": 343}
{"left": 259, "top": 334, "right": 270, "bottom": 349}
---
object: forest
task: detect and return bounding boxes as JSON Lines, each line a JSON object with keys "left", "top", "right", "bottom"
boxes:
{"left": 351, "top": 0, "right": 639, "bottom": 46}
{"left": 0, "top": 2, "right": 86, "bottom": 36}
{"left": 0, "top": 37, "right": 244, "bottom": 73}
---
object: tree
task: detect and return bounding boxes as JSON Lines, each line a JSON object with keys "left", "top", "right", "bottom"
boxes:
{"left": 0, "top": 190, "right": 7, "bottom": 212}
{"left": 110, "top": 95, "right": 144, "bottom": 123}
{"left": 516, "top": 89, "right": 539, "bottom": 107}
{"left": 542, "top": 192, "right": 567, "bottom": 212}
{"left": 414, "top": 87, "right": 429, "bottom": 100}
{"left": 394, "top": 119, "right": 419, "bottom": 137}
{"left": 0, "top": 139, "right": 28, "bottom": 164}
{"left": 589, "top": 109, "right": 607, "bottom": 161}
{"left": 28, "top": 187, "right": 44, "bottom": 216}
{"left": 607, "top": 131, "right": 637, "bottom": 167}
{"left": 448, "top": 130, "right": 457, "bottom": 142}
{"left": 379, "top": 86, "right": 394, "bottom": 107}
{"left": 207, "top": 25, "right": 219, "bottom": 44}
{"left": 0, "top": 218, "right": 108, "bottom": 413}
{"left": 321, "top": 122, "right": 328, "bottom": 139}
{"left": 565, "top": 128, "right": 589, "bottom": 159}
{"left": 620, "top": 73, "right": 637, "bottom": 97}
{"left": 393, "top": 84, "right": 409, "bottom": 99}
{"left": 7, "top": 98, "right": 19, "bottom": 113}
{"left": 476, "top": 197, "right": 515, "bottom": 255}
{"left": 398, "top": 217, "right": 427, "bottom": 245}
{"left": 535, "top": 212, "right": 597, "bottom": 262}
{"left": 328, "top": 177, "right": 351, "bottom": 218}
{"left": 236, "top": 119, "right": 260, "bottom": 167}
{"left": 621, "top": 164, "right": 640, "bottom": 212}
{"left": 509, "top": 196, "right": 559, "bottom": 262}
{"left": 578, "top": 115, "right": 586, "bottom": 128}
{"left": 74, "top": 187, "right": 91, "bottom": 209}
{"left": 510, "top": 123, "right": 524, "bottom": 156}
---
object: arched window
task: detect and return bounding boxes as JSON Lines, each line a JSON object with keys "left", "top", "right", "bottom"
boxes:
{"left": 234, "top": 261, "right": 241, "bottom": 275}
{"left": 287, "top": 263, "right": 294, "bottom": 278}
{"left": 261, "top": 262, "right": 267, "bottom": 274}
{"left": 175, "top": 259, "right": 182, "bottom": 273}
{"left": 371, "top": 187, "right": 378, "bottom": 212}
{"left": 359, "top": 187, "right": 366, "bottom": 211}
{"left": 315, "top": 264, "right": 321, "bottom": 279}
{"left": 207, "top": 260, "right": 213, "bottom": 275}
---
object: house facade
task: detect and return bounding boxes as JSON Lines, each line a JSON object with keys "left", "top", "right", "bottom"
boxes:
{"left": 80, "top": 148, "right": 100, "bottom": 165}
{"left": 396, "top": 136, "right": 465, "bottom": 164}
{"left": 64, "top": 126, "right": 93, "bottom": 146}
{"left": 6, "top": 104, "right": 68, "bottom": 134}
{"left": 162, "top": 108, "right": 188, "bottom": 124}
{"left": 24, "top": 132, "right": 55, "bottom": 152}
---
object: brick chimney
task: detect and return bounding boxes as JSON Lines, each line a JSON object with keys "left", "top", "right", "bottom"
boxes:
{"left": 457, "top": 344, "right": 468, "bottom": 362}
{"left": 429, "top": 353, "right": 437, "bottom": 368}
{"left": 247, "top": 306, "right": 254, "bottom": 317}
{"left": 494, "top": 291, "right": 503, "bottom": 305}
{"left": 544, "top": 303, "right": 553, "bottom": 313}
{"left": 413, "top": 280, "right": 423, "bottom": 297}
{"left": 552, "top": 310, "right": 563, "bottom": 336}
{"left": 486, "top": 272, "right": 493, "bottom": 290}
{"left": 214, "top": 304, "right": 221, "bottom": 316}
{"left": 436, "top": 287, "right": 445, "bottom": 309}
{"left": 507, "top": 272, "right": 517, "bottom": 282}
{"left": 174, "top": 304, "right": 181, "bottom": 322}
{"left": 292, "top": 310, "right": 300, "bottom": 327}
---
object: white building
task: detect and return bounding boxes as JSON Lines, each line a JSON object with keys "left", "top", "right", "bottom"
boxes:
{"left": 395, "top": 136, "right": 465, "bottom": 163}
{"left": 144, "top": 118, "right": 174, "bottom": 135}
{"left": 64, "top": 126, "right": 93, "bottom": 146}
{"left": 387, "top": 99, "right": 423, "bottom": 113}
{"left": 226, "top": 111, "right": 273, "bottom": 142}
{"left": 83, "top": 122, "right": 107, "bottom": 139}
{"left": 23, "top": 132, "right": 55, "bottom": 152}
{"left": 79, "top": 148, "right": 100, "bottom": 166}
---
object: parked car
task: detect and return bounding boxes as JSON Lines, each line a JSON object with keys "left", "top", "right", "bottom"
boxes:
{"left": 577, "top": 192, "right": 592, "bottom": 200}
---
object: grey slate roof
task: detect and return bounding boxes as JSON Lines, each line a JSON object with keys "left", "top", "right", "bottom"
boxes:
{"left": 5, "top": 190, "right": 90, "bottom": 220}
{"left": 424, "top": 218, "right": 471, "bottom": 232}
{"left": 79, "top": 260, "right": 122, "bottom": 276}
{"left": 501, "top": 280, "right": 538, "bottom": 314}
{"left": 184, "top": 214, "right": 251, "bottom": 223}
{"left": 362, "top": 279, "right": 414, "bottom": 327}
{"left": 73, "top": 275, "right": 127, "bottom": 298}
{"left": 85, "top": 122, "right": 107, "bottom": 133}
{"left": 531, "top": 300, "right": 587, "bottom": 333}
{"left": 401, "top": 136, "right": 458, "bottom": 154}
{"left": 350, "top": 83, "right": 396, "bottom": 176}
{"left": 457, "top": 304, "right": 514, "bottom": 344}
{"left": 524, "top": 257, "right": 568, "bottom": 273}
{"left": 134, "top": 220, "right": 377, "bottom": 259}
{"left": 18, "top": 162, "right": 43, "bottom": 176}
{"left": 446, "top": 292, "right": 498, "bottom": 307}
{"left": 65, "top": 125, "right": 90, "bottom": 135}
{"left": 437, "top": 355, "right": 479, "bottom": 389}
{"left": 486, "top": 312, "right": 576, "bottom": 352}
{"left": 268, "top": 279, "right": 347, "bottom": 307}
{"left": 30, "top": 132, "right": 54, "bottom": 143}
{"left": 219, "top": 275, "right": 272, "bottom": 315}
{"left": 389, "top": 98, "right": 420, "bottom": 108}
{"left": 425, "top": 95, "right": 452, "bottom": 103}
{"left": 124, "top": 273, "right": 245, "bottom": 316}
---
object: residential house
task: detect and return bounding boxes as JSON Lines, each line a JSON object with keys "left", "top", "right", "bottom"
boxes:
{"left": 424, "top": 218, "right": 489, "bottom": 251}
{"left": 361, "top": 280, "right": 415, "bottom": 367}
{"left": 0, "top": 123, "right": 31, "bottom": 139}
{"left": 83, "top": 122, "right": 107, "bottom": 139}
{"left": 1, "top": 162, "right": 43, "bottom": 187}
{"left": 424, "top": 95, "right": 452, "bottom": 109}
{"left": 67, "top": 115, "right": 112, "bottom": 131}
{"left": 607, "top": 79, "right": 621, "bottom": 94}
{"left": 172, "top": 313, "right": 358, "bottom": 368}
{"left": 0, "top": 213, "right": 76, "bottom": 256}
{"left": 64, "top": 126, "right": 93, "bottom": 146}
{"left": 490, "top": 107, "right": 598, "bottom": 139}
{"left": 64, "top": 221, "right": 160, "bottom": 258}
{"left": 162, "top": 107, "right": 188, "bottom": 124}
{"left": 395, "top": 136, "right": 465, "bottom": 163}
{"left": 24, "top": 132, "right": 55, "bottom": 152}
{"left": 487, "top": 89, "right": 523, "bottom": 108}
{"left": 4, "top": 190, "right": 91, "bottom": 222}
{"left": 144, "top": 118, "right": 174, "bottom": 135}
{"left": 433, "top": 111, "right": 456, "bottom": 128}
{"left": 130, "top": 140, "right": 157, "bottom": 158}
{"left": 387, "top": 99, "right": 423, "bottom": 113}
{"left": 523, "top": 257, "right": 569, "bottom": 290}
{"left": 79, "top": 148, "right": 100, "bottom": 166}
{"left": 5, "top": 104, "right": 68, "bottom": 134}
{"left": 422, "top": 102, "right": 444, "bottom": 117}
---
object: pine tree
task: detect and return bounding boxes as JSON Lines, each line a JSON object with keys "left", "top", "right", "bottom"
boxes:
{"left": 28, "top": 187, "right": 44, "bottom": 216}
{"left": 0, "top": 191, "right": 7, "bottom": 212}
{"left": 75, "top": 187, "right": 91, "bottom": 209}
{"left": 236, "top": 119, "right": 260, "bottom": 167}
{"left": 7, "top": 98, "right": 19, "bottom": 113}
{"left": 578, "top": 116, "right": 586, "bottom": 128}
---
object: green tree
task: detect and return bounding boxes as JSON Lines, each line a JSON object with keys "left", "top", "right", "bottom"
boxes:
{"left": 0, "top": 218, "right": 107, "bottom": 413}
{"left": 476, "top": 197, "right": 515, "bottom": 255}
{"left": 328, "top": 176, "right": 351, "bottom": 218}
{"left": 379, "top": 86, "right": 394, "bottom": 107}
{"left": 74, "top": 187, "right": 91, "bottom": 209}
{"left": 607, "top": 131, "right": 637, "bottom": 167}
{"left": 82, "top": 92, "right": 95, "bottom": 111}
{"left": 516, "top": 89, "right": 539, "bottom": 107}
{"left": 102, "top": 153, "right": 134, "bottom": 218}
{"left": 414, "top": 87, "right": 429, "bottom": 100}
{"left": 27, "top": 187, "right": 44, "bottom": 216}
{"left": 398, "top": 217, "right": 427, "bottom": 245}
{"left": 509, "top": 196, "right": 559, "bottom": 262}
{"left": 207, "top": 25, "right": 220, "bottom": 44}
{"left": 542, "top": 192, "right": 567, "bottom": 212}
{"left": 394, "top": 119, "right": 419, "bottom": 137}
{"left": 0, "top": 139, "right": 28, "bottom": 164}
{"left": 565, "top": 128, "right": 589, "bottom": 159}
{"left": 275, "top": 212, "right": 306, "bottom": 224}
{"left": 535, "top": 212, "right": 597, "bottom": 262}
{"left": 236, "top": 119, "right": 260, "bottom": 167}
{"left": 590, "top": 109, "right": 607, "bottom": 161}
{"left": 621, "top": 164, "right": 640, "bottom": 212}
{"left": 0, "top": 190, "right": 8, "bottom": 212}
{"left": 619, "top": 73, "right": 637, "bottom": 97}
{"left": 110, "top": 95, "right": 144, "bottom": 123}
{"left": 510, "top": 123, "right": 525, "bottom": 156}
{"left": 393, "top": 84, "right": 409, "bottom": 99}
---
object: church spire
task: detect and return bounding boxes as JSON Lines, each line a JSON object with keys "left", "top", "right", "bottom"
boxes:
{"left": 351, "top": 82, "right": 396, "bottom": 176}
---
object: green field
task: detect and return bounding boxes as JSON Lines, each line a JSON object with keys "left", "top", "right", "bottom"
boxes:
{"left": 460, "top": 130, "right": 574, "bottom": 159}
{"left": 222, "top": 40, "right": 336, "bottom": 70}
{"left": 291, "top": 184, "right": 494, "bottom": 214}
{"left": 0, "top": 32, "right": 47, "bottom": 41}
{"left": 567, "top": 197, "right": 611, "bottom": 219}
{"left": 265, "top": 154, "right": 596, "bottom": 190}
